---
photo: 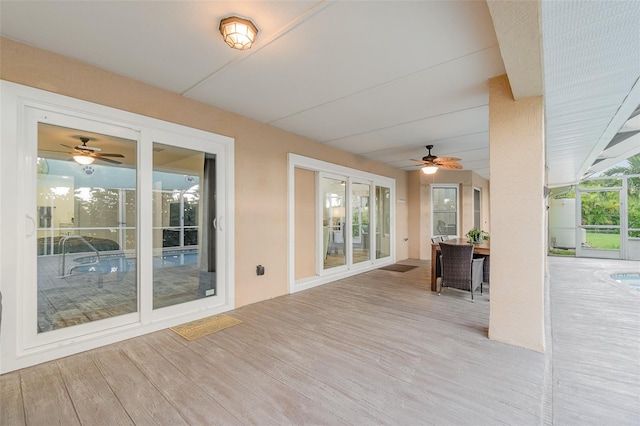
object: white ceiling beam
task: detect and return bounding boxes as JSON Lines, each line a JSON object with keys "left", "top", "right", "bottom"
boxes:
{"left": 486, "top": 0, "right": 543, "bottom": 100}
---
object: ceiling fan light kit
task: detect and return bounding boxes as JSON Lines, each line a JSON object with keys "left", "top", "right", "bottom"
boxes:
{"left": 219, "top": 16, "right": 258, "bottom": 50}
{"left": 57, "top": 136, "right": 126, "bottom": 165}
{"left": 412, "top": 145, "right": 462, "bottom": 174}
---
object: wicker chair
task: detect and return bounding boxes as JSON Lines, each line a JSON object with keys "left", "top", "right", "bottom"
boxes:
{"left": 473, "top": 254, "right": 490, "bottom": 292}
{"left": 431, "top": 237, "right": 443, "bottom": 279}
{"left": 482, "top": 255, "right": 490, "bottom": 287}
{"left": 438, "top": 243, "right": 485, "bottom": 301}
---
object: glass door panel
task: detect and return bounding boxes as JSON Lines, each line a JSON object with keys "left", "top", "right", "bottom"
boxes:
{"left": 352, "top": 182, "right": 371, "bottom": 264}
{"left": 322, "top": 177, "right": 346, "bottom": 269}
{"left": 577, "top": 189, "right": 621, "bottom": 258}
{"left": 152, "top": 144, "right": 216, "bottom": 309}
{"left": 375, "top": 186, "right": 391, "bottom": 259}
{"left": 36, "top": 123, "right": 137, "bottom": 333}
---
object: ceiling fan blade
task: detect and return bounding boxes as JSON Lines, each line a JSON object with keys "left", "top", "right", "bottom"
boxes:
{"left": 95, "top": 156, "right": 122, "bottom": 165}
{"left": 410, "top": 158, "right": 427, "bottom": 163}
{"left": 39, "top": 149, "right": 70, "bottom": 155}
{"left": 60, "top": 143, "right": 75, "bottom": 149}
{"left": 98, "top": 153, "right": 125, "bottom": 158}
{"left": 434, "top": 157, "right": 461, "bottom": 163}
{"left": 437, "top": 163, "right": 463, "bottom": 170}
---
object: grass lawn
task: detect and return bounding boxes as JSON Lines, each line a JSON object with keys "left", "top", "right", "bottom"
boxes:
{"left": 586, "top": 232, "right": 620, "bottom": 249}
{"left": 549, "top": 248, "right": 575, "bottom": 256}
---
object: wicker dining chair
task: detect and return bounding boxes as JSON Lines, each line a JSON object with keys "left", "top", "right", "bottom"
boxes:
{"left": 438, "top": 243, "right": 485, "bottom": 301}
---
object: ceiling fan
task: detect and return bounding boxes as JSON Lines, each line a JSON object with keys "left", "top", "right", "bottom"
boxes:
{"left": 411, "top": 145, "right": 462, "bottom": 174}
{"left": 61, "top": 136, "right": 125, "bottom": 165}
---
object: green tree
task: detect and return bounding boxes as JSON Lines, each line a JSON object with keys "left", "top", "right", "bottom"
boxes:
{"left": 603, "top": 153, "right": 640, "bottom": 236}
{"left": 603, "top": 153, "right": 640, "bottom": 177}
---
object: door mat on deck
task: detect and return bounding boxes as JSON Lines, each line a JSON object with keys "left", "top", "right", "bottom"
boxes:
{"left": 378, "top": 264, "right": 418, "bottom": 272}
{"left": 170, "top": 314, "right": 242, "bottom": 341}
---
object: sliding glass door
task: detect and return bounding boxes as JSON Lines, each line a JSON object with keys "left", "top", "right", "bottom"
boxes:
{"left": 288, "top": 154, "right": 395, "bottom": 293}
{"left": 320, "top": 175, "right": 391, "bottom": 272}
{"left": 36, "top": 121, "right": 138, "bottom": 334}
{"left": 21, "top": 99, "right": 231, "bottom": 353}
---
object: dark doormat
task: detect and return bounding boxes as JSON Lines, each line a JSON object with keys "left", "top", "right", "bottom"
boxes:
{"left": 379, "top": 264, "right": 418, "bottom": 272}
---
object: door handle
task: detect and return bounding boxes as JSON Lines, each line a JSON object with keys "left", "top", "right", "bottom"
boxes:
{"left": 218, "top": 216, "right": 224, "bottom": 231}
{"left": 26, "top": 214, "right": 36, "bottom": 237}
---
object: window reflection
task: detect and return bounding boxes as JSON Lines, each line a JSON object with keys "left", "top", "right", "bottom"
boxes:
{"left": 322, "top": 177, "right": 346, "bottom": 269}
{"left": 352, "top": 182, "right": 371, "bottom": 264}
{"left": 152, "top": 144, "right": 216, "bottom": 309}
{"left": 376, "top": 186, "right": 391, "bottom": 259}
{"left": 36, "top": 123, "right": 137, "bottom": 333}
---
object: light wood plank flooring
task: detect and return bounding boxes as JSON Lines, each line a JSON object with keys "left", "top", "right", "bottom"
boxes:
{"left": 548, "top": 256, "right": 640, "bottom": 425}
{"left": 2, "top": 257, "right": 639, "bottom": 425}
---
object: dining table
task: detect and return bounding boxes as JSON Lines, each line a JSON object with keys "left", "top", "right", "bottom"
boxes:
{"left": 430, "top": 238, "right": 490, "bottom": 291}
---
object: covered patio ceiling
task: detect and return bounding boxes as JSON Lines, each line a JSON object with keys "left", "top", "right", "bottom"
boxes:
{"left": 1, "top": 1, "right": 638, "bottom": 186}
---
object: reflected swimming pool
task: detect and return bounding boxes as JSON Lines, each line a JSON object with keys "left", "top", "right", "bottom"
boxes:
{"left": 154, "top": 249, "right": 198, "bottom": 268}
{"left": 610, "top": 273, "right": 640, "bottom": 292}
{"left": 71, "top": 249, "right": 199, "bottom": 275}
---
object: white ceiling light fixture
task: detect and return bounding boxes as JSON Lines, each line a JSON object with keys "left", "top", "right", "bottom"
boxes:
{"left": 219, "top": 16, "right": 258, "bottom": 50}
{"left": 73, "top": 154, "right": 95, "bottom": 165}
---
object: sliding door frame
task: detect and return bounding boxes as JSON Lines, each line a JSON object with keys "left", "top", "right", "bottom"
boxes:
{"left": 0, "top": 81, "right": 235, "bottom": 373}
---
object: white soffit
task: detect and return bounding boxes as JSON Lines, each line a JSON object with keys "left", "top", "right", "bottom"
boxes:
{"left": 542, "top": 0, "right": 640, "bottom": 186}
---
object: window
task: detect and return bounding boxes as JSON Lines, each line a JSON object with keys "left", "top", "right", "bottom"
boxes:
{"left": 474, "top": 188, "right": 481, "bottom": 229}
{"left": 432, "top": 185, "right": 458, "bottom": 237}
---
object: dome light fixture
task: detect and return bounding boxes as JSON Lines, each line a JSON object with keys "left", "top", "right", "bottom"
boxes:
{"left": 219, "top": 16, "right": 258, "bottom": 50}
{"left": 421, "top": 165, "right": 438, "bottom": 175}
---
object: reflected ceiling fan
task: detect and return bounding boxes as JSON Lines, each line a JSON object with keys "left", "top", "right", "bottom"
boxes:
{"left": 60, "top": 136, "right": 125, "bottom": 165}
{"left": 411, "top": 145, "right": 462, "bottom": 174}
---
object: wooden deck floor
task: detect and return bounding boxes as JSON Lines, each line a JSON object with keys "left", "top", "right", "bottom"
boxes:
{"left": 2, "top": 257, "right": 639, "bottom": 425}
